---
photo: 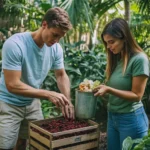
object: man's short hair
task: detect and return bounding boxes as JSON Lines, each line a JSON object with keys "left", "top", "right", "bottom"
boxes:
{"left": 42, "top": 7, "right": 72, "bottom": 31}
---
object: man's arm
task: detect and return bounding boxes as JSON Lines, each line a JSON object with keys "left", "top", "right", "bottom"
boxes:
{"left": 54, "top": 69, "right": 74, "bottom": 119}
{"left": 54, "top": 69, "right": 71, "bottom": 100}
{"left": 3, "top": 69, "right": 70, "bottom": 107}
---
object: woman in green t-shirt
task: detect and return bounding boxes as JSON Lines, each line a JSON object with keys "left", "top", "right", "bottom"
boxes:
{"left": 93, "top": 18, "right": 149, "bottom": 150}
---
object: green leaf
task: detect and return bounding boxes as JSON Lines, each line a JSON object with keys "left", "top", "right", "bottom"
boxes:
{"left": 122, "top": 137, "right": 133, "bottom": 150}
{"left": 65, "top": 64, "right": 82, "bottom": 75}
{"left": 52, "top": 111, "right": 58, "bottom": 116}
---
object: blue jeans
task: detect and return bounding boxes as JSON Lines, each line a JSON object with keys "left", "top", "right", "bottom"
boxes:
{"left": 107, "top": 107, "right": 149, "bottom": 150}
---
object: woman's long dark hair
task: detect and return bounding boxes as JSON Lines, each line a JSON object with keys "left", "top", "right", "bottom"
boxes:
{"left": 101, "top": 18, "right": 143, "bottom": 80}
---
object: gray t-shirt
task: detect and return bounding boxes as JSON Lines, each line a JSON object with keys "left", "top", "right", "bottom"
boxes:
{"left": 0, "top": 32, "right": 64, "bottom": 106}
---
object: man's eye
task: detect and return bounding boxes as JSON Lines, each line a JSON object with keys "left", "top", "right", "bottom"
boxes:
{"left": 53, "top": 34, "right": 58, "bottom": 37}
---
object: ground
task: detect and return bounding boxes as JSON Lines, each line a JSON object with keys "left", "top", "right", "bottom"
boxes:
{"left": 95, "top": 104, "right": 107, "bottom": 150}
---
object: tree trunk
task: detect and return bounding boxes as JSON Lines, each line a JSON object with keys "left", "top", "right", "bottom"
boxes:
{"left": 0, "top": 0, "right": 4, "bottom": 8}
{"left": 124, "top": 0, "right": 130, "bottom": 23}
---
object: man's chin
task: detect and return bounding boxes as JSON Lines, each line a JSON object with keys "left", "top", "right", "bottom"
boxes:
{"left": 46, "top": 43, "right": 54, "bottom": 47}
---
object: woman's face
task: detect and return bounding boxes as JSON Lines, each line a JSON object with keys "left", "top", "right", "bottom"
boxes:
{"left": 103, "top": 34, "right": 125, "bottom": 54}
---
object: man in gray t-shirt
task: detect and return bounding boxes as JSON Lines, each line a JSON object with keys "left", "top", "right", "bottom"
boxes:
{"left": 0, "top": 7, "right": 74, "bottom": 150}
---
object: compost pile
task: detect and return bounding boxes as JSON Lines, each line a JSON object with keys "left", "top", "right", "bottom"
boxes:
{"left": 40, "top": 118, "right": 89, "bottom": 133}
{"left": 31, "top": 118, "right": 96, "bottom": 140}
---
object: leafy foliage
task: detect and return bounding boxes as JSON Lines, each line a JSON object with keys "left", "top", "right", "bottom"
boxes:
{"left": 41, "top": 43, "right": 107, "bottom": 118}
{"left": 130, "top": 13, "right": 150, "bottom": 57}
{"left": 122, "top": 130, "right": 150, "bottom": 150}
{"left": 0, "top": 0, "right": 52, "bottom": 30}
{"left": 42, "top": 43, "right": 107, "bottom": 101}
{"left": 41, "top": 100, "right": 62, "bottom": 119}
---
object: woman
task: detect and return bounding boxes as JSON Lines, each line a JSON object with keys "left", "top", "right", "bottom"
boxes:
{"left": 93, "top": 18, "right": 149, "bottom": 150}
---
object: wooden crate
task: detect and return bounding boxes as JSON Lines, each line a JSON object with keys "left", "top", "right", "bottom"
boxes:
{"left": 29, "top": 117, "right": 100, "bottom": 150}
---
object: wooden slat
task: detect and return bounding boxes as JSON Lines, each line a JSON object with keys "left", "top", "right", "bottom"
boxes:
{"left": 88, "top": 120, "right": 100, "bottom": 125}
{"left": 30, "top": 138, "right": 49, "bottom": 150}
{"left": 31, "top": 117, "right": 62, "bottom": 125}
{"left": 30, "top": 129, "right": 50, "bottom": 147}
{"left": 58, "top": 141, "right": 99, "bottom": 150}
{"left": 52, "top": 132, "right": 99, "bottom": 148}
{"left": 30, "top": 146, "right": 36, "bottom": 150}
{"left": 52, "top": 125, "right": 98, "bottom": 137}
{"left": 30, "top": 122, "right": 52, "bottom": 137}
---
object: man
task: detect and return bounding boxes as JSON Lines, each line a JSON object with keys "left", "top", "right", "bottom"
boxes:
{"left": 0, "top": 7, "right": 74, "bottom": 150}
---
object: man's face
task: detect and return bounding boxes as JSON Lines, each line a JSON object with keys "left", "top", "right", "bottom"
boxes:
{"left": 41, "top": 21, "right": 67, "bottom": 47}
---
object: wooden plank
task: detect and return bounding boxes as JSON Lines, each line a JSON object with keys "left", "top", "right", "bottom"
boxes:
{"left": 30, "top": 138, "right": 49, "bottom": 150}
{"left": 31, "top": 117, "right": 62, "bottom": 125}
{"left": 30, "top": 129, "right": 50, "bottom": 147}
{"left": 52, "top": 132, "right": 99, "bottom": 148}
{"left": 88, "top": 120, "right": 100, "bottom": 126}
{"left": 29, "top": 146, "right": 36, "bottom": 150}
{"left": 30, "top": 122, "right": 52, "bottom": 137}
{"left": 52, "top": 125, "right": 98, "bottom": 137}
{"left": 58, "top": 141, "right": 99, "bottom": 150}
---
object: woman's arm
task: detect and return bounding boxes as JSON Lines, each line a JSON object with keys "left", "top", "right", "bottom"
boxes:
{"left": 93, "top": 75, "right": 148, "bottom": 102}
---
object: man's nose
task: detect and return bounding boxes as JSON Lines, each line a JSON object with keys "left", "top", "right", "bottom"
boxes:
{"left": 54, "top": 37, "right": 61, "bottom": 43}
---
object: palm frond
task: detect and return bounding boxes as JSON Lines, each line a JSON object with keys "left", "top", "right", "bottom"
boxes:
{"left": 92, "top": 0, "right": 121, "bottom": 17}
{"left": 61, "top": 0, "right": 94, "bottom": 33}
{"left": 137, "top": 0, "right": 150, "bottom": 15}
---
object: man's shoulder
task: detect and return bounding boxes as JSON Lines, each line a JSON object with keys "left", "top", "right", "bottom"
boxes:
{"left": 51, "top": 43, "right": 62, "bottom": 50}
{"left": 4, "top": 32, "right": 30, "bottom": 49}
{"left": 8, "top": 32, "right": 29, "bottom": 41}
{"left": 49, "top": 43, "right": 63, "bottom": 55}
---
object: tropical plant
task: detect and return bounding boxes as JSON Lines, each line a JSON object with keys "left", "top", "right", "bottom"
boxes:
{"left": 122, "top": 129, "right": 150, "bottom": 150}
{"left": 41, "top": 43, "right": 107, "bottom": 118}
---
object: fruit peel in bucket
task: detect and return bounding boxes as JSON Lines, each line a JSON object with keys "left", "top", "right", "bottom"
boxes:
{"left": 79, "top": 79, "right": 101, "bottom": 92}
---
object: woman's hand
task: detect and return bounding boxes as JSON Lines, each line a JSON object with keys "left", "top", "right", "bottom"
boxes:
{"left": 93, "top": 84, "right": 110, "bottom": 96}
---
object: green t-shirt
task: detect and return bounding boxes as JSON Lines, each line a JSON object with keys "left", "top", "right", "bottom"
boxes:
{"left": 107, "top": 52, "right": 149, "bottom": 113}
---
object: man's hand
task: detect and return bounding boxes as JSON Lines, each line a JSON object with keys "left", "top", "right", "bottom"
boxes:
{"left": 47, "top": 91, "right": 70, "bottom": 107}
{"left": 61, "top": 103, "right": 75, "bottom": 119}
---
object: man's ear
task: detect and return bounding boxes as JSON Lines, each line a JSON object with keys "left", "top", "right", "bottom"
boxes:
{"left": 42, "top": 21, "right": 47, "bottom": 29}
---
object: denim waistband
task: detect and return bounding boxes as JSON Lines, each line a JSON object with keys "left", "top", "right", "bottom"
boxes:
{"left": 108, "top": 106, "right": 144, "bottom": 116}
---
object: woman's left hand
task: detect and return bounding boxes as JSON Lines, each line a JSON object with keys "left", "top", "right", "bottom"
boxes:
{"left": 93, "top": 84, "right": 110, "bottom": 96}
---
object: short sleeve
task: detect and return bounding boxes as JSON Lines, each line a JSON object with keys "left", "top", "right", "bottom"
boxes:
{"left": 2, "top": 39, "right": 22, "bottom": 70}
{"left": 132, "top": 53, "right": 149, "bottom": 77}
{"left": 51, "top": 43, "right": 64, "bottom": 69}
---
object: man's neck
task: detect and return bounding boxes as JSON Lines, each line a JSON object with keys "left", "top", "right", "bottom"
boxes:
{"left": 31, "top": 28, "right": 44, "bottom": 48}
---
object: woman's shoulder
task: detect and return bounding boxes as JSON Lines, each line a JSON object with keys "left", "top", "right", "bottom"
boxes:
{"left": 131, "top": 52, "right": 149, "bottom": 63}
{"left": 133, "top": 52, "right": 147, "bottom": 58}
